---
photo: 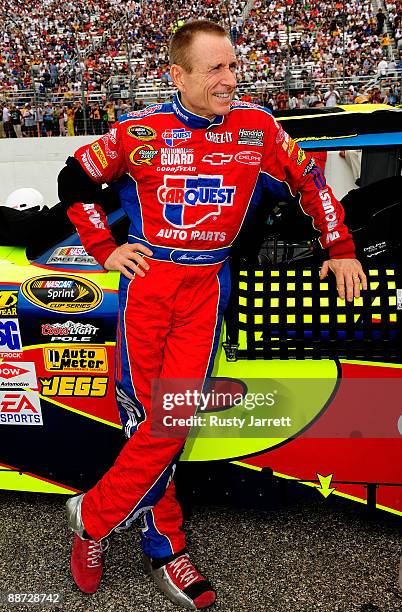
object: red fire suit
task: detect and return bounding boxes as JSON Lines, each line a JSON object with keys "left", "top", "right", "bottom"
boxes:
{"left": 66, "top": 94, "right": 355, "bottom": 559}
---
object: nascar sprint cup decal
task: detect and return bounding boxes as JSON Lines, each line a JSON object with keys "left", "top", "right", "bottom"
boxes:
{"left": 20, "top": 275, "right": 103, "bottom": 314}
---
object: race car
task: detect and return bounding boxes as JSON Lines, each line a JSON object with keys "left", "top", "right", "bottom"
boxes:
{"left": 0, "top": 105, "right": 401, "bottom": 517}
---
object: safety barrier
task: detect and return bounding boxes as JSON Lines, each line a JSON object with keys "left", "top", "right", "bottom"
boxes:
{"left": 224, "top": 263, "right": 402, "bottom": 361}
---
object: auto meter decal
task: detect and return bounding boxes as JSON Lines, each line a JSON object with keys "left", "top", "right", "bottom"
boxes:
{"left": 20, "top": 275, "right": 103, "bottom": 314}
{"left": 43, "top": 346, "right": 108, "bottom": 373}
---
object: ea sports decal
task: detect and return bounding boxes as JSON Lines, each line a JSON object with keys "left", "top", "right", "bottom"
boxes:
{"left": 0, "top": 391, "right": 43, "bottom": 426}
{"left": 21, "top": 275, "right": 103, "bottom": 314}
{"left": 157, "top": 175, "right": 236, "bottom": 228}
{"left": 127, "top": 125, "right": 156, "bottom": 141}
{"left": 162, "top": 128, "right": 192, "bottom": 147}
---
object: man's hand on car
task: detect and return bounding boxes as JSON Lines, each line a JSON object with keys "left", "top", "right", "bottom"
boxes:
{"left": 320, "top": 258, "right": 367, "bottom": 302}
{"left": 104, "top": 243, "right": 153, "bottom": 279}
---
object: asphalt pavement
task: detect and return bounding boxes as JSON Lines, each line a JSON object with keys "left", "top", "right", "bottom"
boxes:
{"left": 0, "top": 491, "right": 401, "bottom": 612}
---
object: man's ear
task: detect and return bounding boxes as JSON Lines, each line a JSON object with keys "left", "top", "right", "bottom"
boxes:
{"left": 170, "top": 64, "right": 186, "bottom": 92}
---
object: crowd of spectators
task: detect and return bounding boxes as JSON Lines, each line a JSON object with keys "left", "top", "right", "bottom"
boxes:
{"left": 0, "top": 98, "right": 148, "bottom": 138}
{"left": 1, "top": 73, "right": 399, "bottom": 139}
{"left": 1, "top": 0, "right": 401, "bottom": 134}
{"left": 385, "top": 1, "right": 402, "bottom": 48}
{"left": 249, "top": 79, "right": 400, "bottom": 110}
{"left": 0, "top": 0, "right": 133, "bottom": 96}
{"left": 237, "top": 0, "right": 402, "bottom": 86}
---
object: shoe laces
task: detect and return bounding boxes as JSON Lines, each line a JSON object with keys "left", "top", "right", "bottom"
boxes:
{"left": 86, "top": 539, "right": 109, "bottom": 568}
{"left": 168, "top": 553, "right": 201, "bottom": 589}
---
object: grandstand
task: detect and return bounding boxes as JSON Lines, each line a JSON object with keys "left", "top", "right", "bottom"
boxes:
{"left": 1, "top": 0, "right": 401, "bottom": 136}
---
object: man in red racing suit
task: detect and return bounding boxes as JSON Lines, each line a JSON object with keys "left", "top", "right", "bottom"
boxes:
{"left": 61, "top": 19, "right": 366, "bottom": 610}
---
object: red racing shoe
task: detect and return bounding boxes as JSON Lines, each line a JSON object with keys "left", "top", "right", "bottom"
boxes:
{"left": 144, "top": 552, "right": 216, "bottom": 609}
{"left": 70, "top": 533, "right": 109, "bottom": 594}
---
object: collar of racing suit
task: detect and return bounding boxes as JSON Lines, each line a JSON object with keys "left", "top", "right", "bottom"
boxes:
{"left": 172, "top": 93, "right": 224, "bottom": 129}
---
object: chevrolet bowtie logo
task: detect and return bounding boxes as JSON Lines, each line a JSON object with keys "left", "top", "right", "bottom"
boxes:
{"left": 202, "top": 153, "right": 233, "bottom": 165}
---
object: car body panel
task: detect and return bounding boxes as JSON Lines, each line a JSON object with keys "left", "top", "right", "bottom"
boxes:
{"left": 0, "top": 106, "right": 401, "bottom": 514}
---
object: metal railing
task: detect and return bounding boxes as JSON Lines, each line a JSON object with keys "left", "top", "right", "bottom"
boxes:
{"left": 1, "top": 68, "right": 401, "bottom": 111}
{"left": 5, "top": 67, "right": 396, "bottom": 110}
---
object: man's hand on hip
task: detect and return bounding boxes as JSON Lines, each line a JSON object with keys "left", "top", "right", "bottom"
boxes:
{"left": 104, "top": 243, "right": 153, "bottom": 279}
{"left": 320, "top": 258, "right": 367, "bottom": 302}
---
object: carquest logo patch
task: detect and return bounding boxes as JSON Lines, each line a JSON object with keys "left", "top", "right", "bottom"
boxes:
{"left": 21, "top": 275, "right": 103, "bottom": 314}
{"left": 127, "top": 125, "right": 156, "bottom": 141}
{"left": 157, "top": 175, "right": 236, "bottom": 228}
{"left": 162, "top": 128, "right": 192, "bottom": 147}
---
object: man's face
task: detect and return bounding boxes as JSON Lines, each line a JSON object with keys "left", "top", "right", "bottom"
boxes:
{"left": 170, "top": 33, "right": 237, "bottom": 119}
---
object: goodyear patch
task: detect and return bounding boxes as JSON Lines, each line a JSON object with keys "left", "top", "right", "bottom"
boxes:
{"left": 0, "top": 290, "right": 18, "bottom": 316}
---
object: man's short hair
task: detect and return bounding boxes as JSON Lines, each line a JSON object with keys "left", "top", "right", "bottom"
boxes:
{"left": 169, "top": 19, "right": 229, "bottom": 72}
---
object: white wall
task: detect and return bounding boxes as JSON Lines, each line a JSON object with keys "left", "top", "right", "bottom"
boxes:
{"left": 325, "top": 151, "right": 357, "bottom": 200}
{"left": 0, "top": 137, "right": 358, "bottom": 206}
{"left": 0, "top": 135, "right": 98, "bottom": 206}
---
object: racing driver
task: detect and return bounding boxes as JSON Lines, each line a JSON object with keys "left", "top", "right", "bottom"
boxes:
{"left": 59, "top": 19, "right": 367, "bottom": 611}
